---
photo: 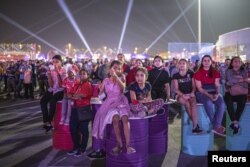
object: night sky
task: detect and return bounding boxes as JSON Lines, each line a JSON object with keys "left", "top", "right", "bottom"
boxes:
{"left": 1, "top": 0, "right": 250, "bottom": 54}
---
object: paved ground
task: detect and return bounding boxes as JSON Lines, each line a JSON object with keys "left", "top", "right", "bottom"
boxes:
{"left": 0, "top": 93, "right": 226, "bottom": 167}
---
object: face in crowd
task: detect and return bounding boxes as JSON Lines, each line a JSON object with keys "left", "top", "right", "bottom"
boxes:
{"left": 136, "top": 59, "right": 143, "bottom": 67}
{"left": 231, "top": 57, "right": 242, "bottom": 70}
{"left": 79, "top": 70, "right": 88, "bottom": 81}
{"left": 135, "top": 68, "right": 148, "bottom": 85}
{"left": 67, "top": 70, "right": 75, "bottom": 79}
{"left": 52, "top": 58, "right": 62, "bottom": 68}
{"left": 178, "top": 59, "right": 188, "bottom": 71}
{"left": 201, "top": 56, "right": 212, "bottom": 69}
{"left": 153, "top": 57, "right": 163, "bottom": 68}
{"left": 117, "top": 54, "right": 125, "bottom": 63}
{"left": 110, "top": 61, "right": 122, "bottom": 77}
{"left": 225, "top": 59, "right": 231, "bottom": 66}
{"left": 130, "top": 58, "right": 136, "bottom": 67}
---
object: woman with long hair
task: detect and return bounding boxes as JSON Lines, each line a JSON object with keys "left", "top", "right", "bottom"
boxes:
{"left": 194, "top": 55, "right": 225, "bottom": 137}
{"left": 224, "top": 56, "right": 249, "bottom": 135}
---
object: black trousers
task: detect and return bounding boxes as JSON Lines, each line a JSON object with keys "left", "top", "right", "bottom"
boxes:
{"left": 224, "top": 92, "right": 247, "bottom": 122}
{"left": 24, "top": 83, "right": 33, "bottom": 98}
{"left": 151, "top": 89, "right": 167, "bottom": 101}
{"left": 70, "top": 108, "right": 90, "bottom": 150}
{"left": 7, "top": 77, "right": 17, "bottom": 94}
{"left": 17, "top": 79, "right": 24, "bottom": 95}
{"left": 40, "top": 91, "right": 64, "bottom": 123}
{"left": 38, "top": 79, "right": 48, "bottom": 96}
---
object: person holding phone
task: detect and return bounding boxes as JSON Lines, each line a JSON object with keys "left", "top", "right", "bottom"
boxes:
{"left": 40, "top": 55, "right": 66, "bottom": 133}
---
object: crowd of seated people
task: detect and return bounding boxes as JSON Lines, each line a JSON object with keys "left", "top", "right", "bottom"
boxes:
{"left": 1, "top": 53, "right": 250, "bottom": 159}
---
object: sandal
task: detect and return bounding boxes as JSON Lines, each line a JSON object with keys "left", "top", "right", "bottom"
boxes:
{"left": 126, "top": 146, "right": 136, "bottom": 154}
{"left": 111, "top": 146, "right": 122, "bottom": 155}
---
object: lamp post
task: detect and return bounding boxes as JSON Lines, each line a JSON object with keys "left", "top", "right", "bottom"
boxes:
{"left": 198, "top": 0, "right": 201, "bottom": 54}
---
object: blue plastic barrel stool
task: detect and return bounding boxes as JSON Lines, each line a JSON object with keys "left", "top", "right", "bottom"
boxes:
{"left": 181, "top": 103, "right": 214, "bottom": 156}
{"left": 226, "top": 103, "right": 250, "bottom": 150}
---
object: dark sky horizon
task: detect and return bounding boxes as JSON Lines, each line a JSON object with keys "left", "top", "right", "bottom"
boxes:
{"left": 1, "top": 0, "right": 250, "bottom": 55}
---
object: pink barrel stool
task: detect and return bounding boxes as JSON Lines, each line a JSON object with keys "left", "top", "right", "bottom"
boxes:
{"left": 52, "top": 101, "right": 73, "bottom": 150}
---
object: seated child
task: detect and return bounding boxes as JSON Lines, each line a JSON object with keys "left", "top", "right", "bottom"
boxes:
{"left": 129, "top": 67, "right": 164, "bottom": 117}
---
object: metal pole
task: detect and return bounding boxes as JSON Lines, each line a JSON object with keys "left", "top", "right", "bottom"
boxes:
{"left": 198, "top": 0, "right": 201, "bottom": 54}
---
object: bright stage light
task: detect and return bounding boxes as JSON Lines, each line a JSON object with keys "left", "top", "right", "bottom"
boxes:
{"left": 118, "top": 0, "right": 134, "bottom": 53}
{"left": 57, "top": 0, "right": 93, "bottom": 56}
{"left": 0, "top": 13, "right": 65, "bottom": 55}
{"left": 144, "top": 0, "right": 196, "bottom": 54}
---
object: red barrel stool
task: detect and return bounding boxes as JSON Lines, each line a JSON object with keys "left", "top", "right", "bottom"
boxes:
{"left": 52, "top": 101, "right": 73, "bottom": 150}
{"left": 106, "top": 118, "right": 149, "bottom": 167}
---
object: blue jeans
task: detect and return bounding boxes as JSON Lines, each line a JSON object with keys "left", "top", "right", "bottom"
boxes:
{"left": 70, "top": 108, "right": 90, "bottom": 150}
{"left": 196, "top": 92, "right": 225, "bottom": 128}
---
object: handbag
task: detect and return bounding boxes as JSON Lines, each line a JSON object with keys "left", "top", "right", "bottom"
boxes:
{"left": 76, "top": 105, "right": 93, "bottom": 121}
{"left": 229, "top": 84, "right": 248, "bottom": 96}
{"left": 202, "top": 84, "right": 217, "bottom": 94}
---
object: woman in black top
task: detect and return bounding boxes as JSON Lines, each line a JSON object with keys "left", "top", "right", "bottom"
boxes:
{"left": 173, "top": 59, "right": 203, "bottom": 134}
{"left": 148, "top": 56, "right": 170, "bottom": 101}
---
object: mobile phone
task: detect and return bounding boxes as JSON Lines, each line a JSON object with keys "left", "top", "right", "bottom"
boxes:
{"left": 49, "top": 65, "right": 55, "bottom": 71}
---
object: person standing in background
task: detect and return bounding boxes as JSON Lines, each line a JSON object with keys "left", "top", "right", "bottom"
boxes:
{"left": 67, "top": 69, "right": 92, "bottom": 157}
{"left": 23, "top": 65, "right": 33, "bottom": 99}
{"left": 37, "top": 61, "right": 49, "bottom": 97}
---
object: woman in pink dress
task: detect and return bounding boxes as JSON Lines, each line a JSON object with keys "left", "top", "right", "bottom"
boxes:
{"left": 90, "top": 60, "right": 136, "bottom": 158}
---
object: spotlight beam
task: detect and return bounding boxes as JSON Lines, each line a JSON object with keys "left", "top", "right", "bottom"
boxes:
{"left": 0, "top": 13, "right": 65, "bottom": 55}
{"left": 144, "top": 0, "right": 196, "bottom": 53}
{"left": 118, "top": 0, "right": 134, "bottom": 53}
{"left": 57, "top": 0, "right": 93, "bottom": 56}
{"left": 20, "top": 0, "right": 95, "bottom": 43}
{"left": 176, "top": 0, "right": 197, "bottom": 42}
{"left": 20, "top": 17, "right": 65, "bottom": 43}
